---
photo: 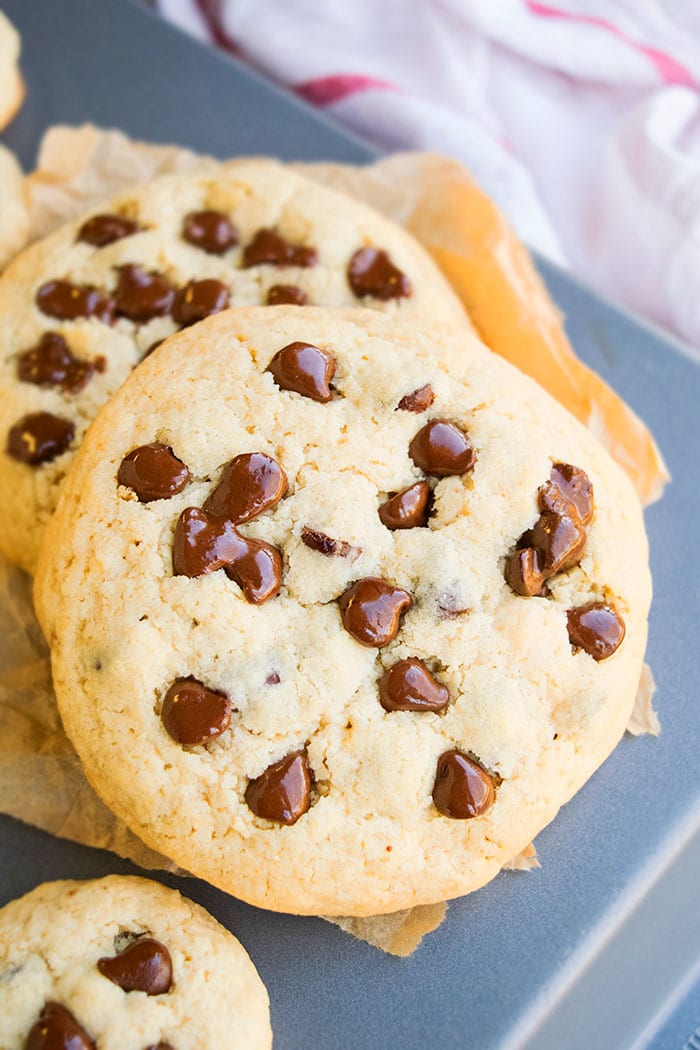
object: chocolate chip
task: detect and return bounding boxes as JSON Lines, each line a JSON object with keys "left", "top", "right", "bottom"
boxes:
{"left": 379, "top": 658, "right": 449, "bottom": 712}
{"left": 529, "top": 509, "right": 586, "bottom": 575}
{"left": 224, "top": 535, "right": 283, "bottom": 604}
{"left": 25, "top": 1002, "right": 94, "bottom": 1050}
{"left": 77, "top": 214, "right": 140, "bottom": 247}
{"left": 6, "top": 412, "right": 74, "bottom": 465}
{"left": 204, "top": 452, "right": 288, "bottom": 524}
{"left": 97, "top": 937, "right": 172, "bottom": 995}
{"left": 172, "top": 279, "right": 229, "bottom": 327}
{"left": 118, "top": 443, "right": 190, "bottom": 502}
{"left": 266, "top": 670, "right": 281, "bottom": 685}
{"left": 172, "top": 507, "right": 242, "bottom": 577}
{"left": 161, "top": 677, "right": 231, "bottom": 745}
{"left": 504, "top": 548, "right": 546, "bottom": 597}
{"left": 432, "top": 750, "right": 495, "bottom": 819}
{"left": 36, "top": 280, "right": 114, "bottom": 323}
{"left": 540, "top": 463, "right": 593, "bottom": 525}
{"left": 301, "top": 527, "right": 357, "bottom": 558}
{"left": 397, "top": 384, "right": 434, "bottom": 412}
{"left": 17, "top": 332, "right": 102, "bottom": 393}
{"left": 182, "top": 209, "right": 239, "bottom": 254}
{"left": 114, "top": 265, "right": 175, "bottom": 322}
{"left": 244, "top": 750, "right": 312, "bottom": 825}
{"left": 242, "top": 229, "right": 317, "bottom": 268}
{"left": 347, "top": 247, "right": 411, "bottom": 301}
{"left": 266, "top": 342, "right": 335, "bottom": 402}
{"left": 338, "top": 577, "right": 412, "bottom": 647}
{"left": 378, "top": 481, "right": 431, "bottom": 530}
{"left": 266, "top": 284, "right": 308, "bottom": 306}
{"left": 566, "top": 602, "right": 625, "bottom": 660}
{"left": 408, "top": 419, "right": 475, "bottom": 477}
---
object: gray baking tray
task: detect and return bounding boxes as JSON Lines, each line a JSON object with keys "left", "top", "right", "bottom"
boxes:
{"left": 1, "top": 1, "right": 698, "bottom": 1047}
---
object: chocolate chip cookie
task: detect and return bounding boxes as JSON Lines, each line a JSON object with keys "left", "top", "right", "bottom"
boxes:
{"left": 0, "top": 876, "right": 271, "bottom": 1049}
{"left": 0, "top": 159, "right": 467, "bottom": 572}
{"left": 34, "top": 307, "right": 651, "bottom": 917}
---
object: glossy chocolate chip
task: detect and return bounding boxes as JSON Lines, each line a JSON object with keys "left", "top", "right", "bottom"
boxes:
{"left": 266, "top": 342, "right": 335, "bottom": 402}
{"left": 378, "top": 481, "right": 431, "bottom": 530}
{"left": 224, "top": 535, "right": 283, "bottom": 604}
{"left": 182, "top": 209, "right": 239, "bottom": 253}
{"left": 529, "top": 509, "right": 587, "bottom": 575}
{"left": 97, "top": 937, "right": 172, "bottom": 995}
{"left": 397, "top": 383, "right": 434, "bottom": 412}
{"left": 347, "top": 247, "right": 411, "bottom": 300}
{"left": 7, "top": 412, "right": 74, "bottom": 465}
{"left": 540, "top": 462, "right": 593, "bottom": 525}
{"left": 242, "top": 228, "right": 317, "bottom": 268}
{"left": 379, "top": 658, "right": 449, "bottom": 712}
{"left": 25, "top": 1002, "right": 94, "bottom": 1050}
{"left": 266, "top": 284, "right": 308, "bottom": 305}
{"left": 408, "top": 420, "right": 475, "bottom": 476}
{"left": 245, "top": 750, "right": 312, "bottom": 825}
{"left": 301, "top": 527, "right": 358, "bottom": 558}
{"left": 36, "top": 280, "right": 114, "bottom": 323}
{"left": 172, "top": 507, "right": 242, "bottom": 577}
{"left": 118, "top": 443, "right": 190, "bottom": 502}
{"left": 77, "top": 214, "right": 140, "bottom": 247}
{"left": 504, "top": 548, "right": 546, "bottom": 598}
{"left": 17, "top": 332, "right": 103, "bottom": 393}
{"left": 114, "top": 265, "right": 175, "bottom": 322}
{"left": 172, "top": 279, "right": 229, "bottom": 327}
{"left": 204, "top": 452, "right": 288, "bottom": 524}
{"left": 566, "top": 602, "right": 625, "bottom": 660}
{"left": 432, "top": 750, "right": 495, "bottom": 819}
{"left": 338, "top": 577, "right": 412, "bottom": 647}
{"left": 161, "top": 677, "right": 231, "bottom": 745}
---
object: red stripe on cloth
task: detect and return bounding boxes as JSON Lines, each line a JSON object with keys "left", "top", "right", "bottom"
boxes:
{"left": 193, "top": 0, "right": 241, "bottom": 54}
{"left": 296, "top": 74, "right": 401, "bottom": 106}
{"left": 526, "top": 1, "right": 698, "bottom": 88}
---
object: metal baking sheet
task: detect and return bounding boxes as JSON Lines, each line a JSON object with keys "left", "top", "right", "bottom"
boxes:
{"left": 1, "top": 1, "right": 698, "bottom": 1047}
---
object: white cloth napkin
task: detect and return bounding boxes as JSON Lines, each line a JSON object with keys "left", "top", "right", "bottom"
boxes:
{"left": 157, "top": 0, "right": 700, "bottom": 354}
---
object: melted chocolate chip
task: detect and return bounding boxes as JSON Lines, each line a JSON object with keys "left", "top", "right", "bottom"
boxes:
{"left": 172, "top": 507, "right": 242, "bottom": 577}
{"left": 379, "top": 658, "right": 449, "bottom": 712}
{"left": 77, "top": 214, "right": 140, "bottom": 247}
{"left": 266, "top": 284, "right": 308, "bottom": 306}
{"left": 242, "top": 229, "right": 317, "bottom": 268}
{"left": 408, "top": 420, "right": 475, "bottom": 476}
{"left": 172, "top": 279, "right": 229, "bottom": 327}
{"left": 97, "top": 937, "right": 172, "bottom": 995}
{"left": 397, "top": 384, "right": 434, "bottom": 413}
{"left": 378, "top": 481, "right": 431, "bottom": 530}
{"left": 36, "top": 280, "right": 114, "bottom": 323}
{"left": 114, "top": 265, "right": 175, "bottom": 322}
{"left": 118, "top": 443, "right": 190, "bottom": 502}
{"left": 17, "top": 332, "right": 102, "bottom": 393}
{"left": 245, "top": 750, "right": 312, "bottom": 825}
{"left": 182, "top": 210, "right": 239, "bottom": 254}
{"left": 347, "top": 247, "right": 411, "bottom": 301}
{"left": 224, "top": 535, "right": 283, "bottom": 604}
{"left": 540, "top": 463, "right": 593, "bottom": 525}
{"left": 6, "top": 412, "right": 74, "bottom": 465}
{"left": 504, "top": 548, "right": 546, "bottom": 598}
{"left": 204, "top": 452, "right": 288, "bottom": 524}
{"left": 301, "top": 527, "right": 357, "bottom": 558}
{"left": 161, "top": 677, "right": 231, "bottom": 745}
{"left": 566, "top": 602, "right": 625, "bottom": 660}
{"left": 432, "top": 750, "right": 495, "bottom": 819}
{"left": 25, "top": 1002, "right": 94, "bottom": 1050}
{"left": 266, "top": 342, "right": 335, "bottom": 402}
{"left": 529, "top": 509, "right": 587, "bottom": 575}
{"left": 338, "top": 577, "right": 412, "bottom": 647}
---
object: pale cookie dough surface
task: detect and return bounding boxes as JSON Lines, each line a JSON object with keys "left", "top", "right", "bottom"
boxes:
{"left": 0, "top": 143, "right": 29, "bottom": 268}
{"left": 35, "top": 307, "right": 651, "bottom": 918}
{"left": 0, "top": 160, "right": 467, "bottom": 573}
{"left": 0, "top": 10, "right": 23, "bottom": 130}
{"left": 0, "top": 875, "right": 272, "bottom": 1049}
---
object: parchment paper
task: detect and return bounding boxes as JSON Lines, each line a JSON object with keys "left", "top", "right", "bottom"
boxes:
{"left": 0, "top": 127, "right": 660, "bottom": 954}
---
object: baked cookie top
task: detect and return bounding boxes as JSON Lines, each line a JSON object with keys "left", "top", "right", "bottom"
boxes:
{"left": 0, "top": 159, "right": 467, "bottom": 572}
{"left": 0, "top": 10, "right": 23, "bottom": 131}
{"left": 35, "top": 307, "right": 651, "bottom": 918}
{"left": 0, "top": 875, "right": 271, "bottom": 1049}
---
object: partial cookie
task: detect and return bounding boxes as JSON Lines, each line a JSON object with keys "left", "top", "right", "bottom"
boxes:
{"left": 0, "top": 143, "right": 29, "bottom": 268}
{"left": 0, "top": 875, "right": 271, "bottom": 1049}
{"left": 35, "top": 307, "right": 651, "bottom": 917}
{"left": 0, "top": 10, "right": 22, "bottom": 130}
{"left": 0, "top": 159, "right": 467, "bottom": 573}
